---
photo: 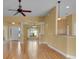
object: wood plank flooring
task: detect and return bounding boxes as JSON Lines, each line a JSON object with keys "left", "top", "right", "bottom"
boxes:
{"left": 3, "top": 40, "right": 68, "bottom": 59}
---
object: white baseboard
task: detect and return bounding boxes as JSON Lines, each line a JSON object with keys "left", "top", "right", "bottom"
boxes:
{"left": 39, "top": 41, "right": 47, "bottom": 44}
{"left": 39, "top": 42, "right": 76, "bottom": 59}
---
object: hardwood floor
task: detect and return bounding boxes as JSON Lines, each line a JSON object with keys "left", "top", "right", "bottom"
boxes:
{"left": 3, "top": 40, "right": 68, "bottom": 59}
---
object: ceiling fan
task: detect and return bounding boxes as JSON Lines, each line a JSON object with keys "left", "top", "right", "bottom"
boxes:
{"left": 8, "top": 0, "right": 32, "bottom": 16}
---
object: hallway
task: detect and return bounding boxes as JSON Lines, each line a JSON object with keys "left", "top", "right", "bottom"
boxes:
{"left": 3, "top": 40, "right": 67, "bottom": 59}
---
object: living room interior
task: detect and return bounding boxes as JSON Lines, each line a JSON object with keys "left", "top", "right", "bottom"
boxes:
{"left": 3, "top": 0, "right": 76, "bottom": 59}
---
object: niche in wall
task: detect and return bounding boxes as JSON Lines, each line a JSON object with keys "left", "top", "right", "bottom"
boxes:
{"left": 57, "top": 17, "right": 67, "bottom": 35}
{"left": 57, "top": 15, "right": 75, "bottom": 36}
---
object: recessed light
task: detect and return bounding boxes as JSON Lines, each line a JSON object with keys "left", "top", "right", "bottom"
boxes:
{"left": 57, "top": 17, "right": 61, "bottom": 20}
{"left": 12, "top": 22, "right": 15, "bottom": 24}
{"left": 66, "top": 6, "right": 70, "bottom": 9}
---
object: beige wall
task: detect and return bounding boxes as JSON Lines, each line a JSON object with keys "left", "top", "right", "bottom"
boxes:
{"left": 3, "top": 16, "right": 42, "bottom": 40}
{"left": 3, "top": 16, "right": 41, "bottom": 26}
{"left": 66, "top": 15, "right": 72, "bottom": 35}
{"left": 3, "top": 7, "right": 76, "bottom": 57}
{"left": 67, "top": 36, "right": 76, "bottom": 56}
{"left": 57, "top": 15, "right": 73, "bottom": 35}
{"left": 23, "top": 24, "right": 28, "bottom": 40}
{"left": 42, "top": 7, "right": 67, "bottom": 54}
{"left": 42, "top": 7, "right": 76, "bottom": 57}
{"left": 72, "top": 13, "right": 76, "bottom": 35}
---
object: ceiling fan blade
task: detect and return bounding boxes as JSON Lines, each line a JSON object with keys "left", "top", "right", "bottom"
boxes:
{"left": 13, "top": 12, "right": 19, "bottom": 15}
{"left": 22, "top": 10, "right": 32, "bottom": 12}
{"left": 8, "top": 9, "right": 17, "bottom": 11}
{"left": 21, "top": 12, "right": 26, "bottom": 16}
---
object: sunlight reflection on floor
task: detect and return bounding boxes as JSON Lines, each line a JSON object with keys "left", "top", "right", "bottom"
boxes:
{"left": 28, "top": 40, "right": 38, "bottom": 59}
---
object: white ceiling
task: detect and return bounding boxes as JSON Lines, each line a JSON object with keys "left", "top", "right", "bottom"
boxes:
{"left": 3, "top": 0, "right": 75, "bottom": 16}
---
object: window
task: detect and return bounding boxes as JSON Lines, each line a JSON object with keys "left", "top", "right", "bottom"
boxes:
{"left": 28, "top": 26, "right": 38, "bottom": 38}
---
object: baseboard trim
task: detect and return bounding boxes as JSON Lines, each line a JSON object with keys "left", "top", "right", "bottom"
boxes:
{"left": 39, "top": 42, "right": 76, "bottom": 59}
